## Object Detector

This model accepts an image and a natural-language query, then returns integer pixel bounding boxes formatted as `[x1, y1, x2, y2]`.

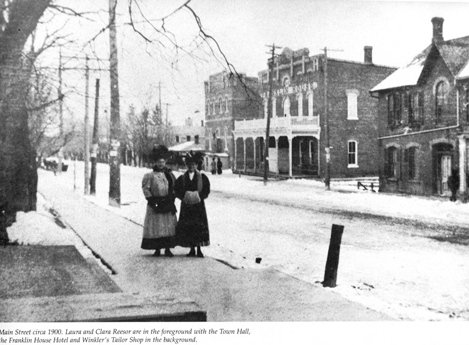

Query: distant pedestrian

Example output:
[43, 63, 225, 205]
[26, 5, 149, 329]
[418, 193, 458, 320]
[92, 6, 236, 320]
[217, 157, 223, 175]
[141, 145, 177, 257]
[210, 158, 217, 175]
[175, 152, 210, 258]
[448, 168, 460, 202]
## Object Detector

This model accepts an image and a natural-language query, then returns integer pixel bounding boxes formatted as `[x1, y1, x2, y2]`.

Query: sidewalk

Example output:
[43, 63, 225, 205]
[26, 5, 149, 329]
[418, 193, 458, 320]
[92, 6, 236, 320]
[39, 176, 392, 321]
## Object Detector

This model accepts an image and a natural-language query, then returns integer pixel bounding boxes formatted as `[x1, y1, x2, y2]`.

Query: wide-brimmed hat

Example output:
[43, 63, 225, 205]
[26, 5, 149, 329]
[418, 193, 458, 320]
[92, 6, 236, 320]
[151, 145, 170, 161]
[185, 151, 204, 165]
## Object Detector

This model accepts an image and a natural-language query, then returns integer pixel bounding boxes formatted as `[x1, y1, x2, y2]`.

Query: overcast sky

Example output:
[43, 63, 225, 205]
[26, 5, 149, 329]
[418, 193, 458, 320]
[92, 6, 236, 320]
[37, 0, 469, 126]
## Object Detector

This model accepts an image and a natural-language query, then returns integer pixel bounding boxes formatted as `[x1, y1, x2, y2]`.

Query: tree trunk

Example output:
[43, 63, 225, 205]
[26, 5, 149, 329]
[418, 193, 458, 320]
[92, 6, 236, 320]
[0, 0, 51, 242]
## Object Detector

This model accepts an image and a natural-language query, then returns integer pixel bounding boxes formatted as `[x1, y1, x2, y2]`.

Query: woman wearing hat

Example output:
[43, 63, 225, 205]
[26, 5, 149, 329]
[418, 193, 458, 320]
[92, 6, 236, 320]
[141, 145, 177, 257]
[175, 152, 210, 257]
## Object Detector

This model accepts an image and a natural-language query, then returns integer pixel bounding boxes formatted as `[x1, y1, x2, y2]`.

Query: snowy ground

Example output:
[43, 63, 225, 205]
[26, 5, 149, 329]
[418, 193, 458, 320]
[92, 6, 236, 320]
[32, 162, 469, 320]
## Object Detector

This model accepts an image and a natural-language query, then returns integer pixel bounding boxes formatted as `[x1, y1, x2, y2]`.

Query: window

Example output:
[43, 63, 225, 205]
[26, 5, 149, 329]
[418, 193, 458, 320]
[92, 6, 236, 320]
[283, 96, 291, 116]
[307, 92, 313, 116]
[386, 147, 399, 178]
[435, 80, 448, 123]
[195, 135, 199, 145]
[408, 92, 423, 124]
[395, 93, 402, 124]
[186, 135, 191, 142]
[408, 93, 414, 123]
[346, 90, 359, 120]
[407, 147, 417, 180]
[225, 96, 229, 113]
[418, 91, 424, 123]
[219, 97, 223, 114]
[348, 141, 358, 167]
[175, 135, 180, 143]
[387, 94, 394, 125]
[387, 93, 402, 127]
[313, 58, 319, 71]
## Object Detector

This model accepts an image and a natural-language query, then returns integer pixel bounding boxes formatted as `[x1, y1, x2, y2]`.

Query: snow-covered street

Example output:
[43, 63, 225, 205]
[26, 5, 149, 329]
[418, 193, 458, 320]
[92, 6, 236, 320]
[37, 162, 469, 321]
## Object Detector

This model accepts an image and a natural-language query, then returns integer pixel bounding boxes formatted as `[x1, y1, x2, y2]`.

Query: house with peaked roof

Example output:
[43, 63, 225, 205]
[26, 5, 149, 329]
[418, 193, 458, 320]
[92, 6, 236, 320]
[371, 17, 469, 197]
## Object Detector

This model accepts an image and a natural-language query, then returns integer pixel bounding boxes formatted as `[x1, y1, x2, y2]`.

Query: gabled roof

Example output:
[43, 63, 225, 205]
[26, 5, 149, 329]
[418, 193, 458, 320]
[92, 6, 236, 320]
[371, 35, 469, 92]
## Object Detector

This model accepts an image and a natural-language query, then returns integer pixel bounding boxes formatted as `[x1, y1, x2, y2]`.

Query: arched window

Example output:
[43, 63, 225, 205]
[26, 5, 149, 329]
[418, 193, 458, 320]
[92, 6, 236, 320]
[435, 80, 448, 122]
[219, 97, 223, 114]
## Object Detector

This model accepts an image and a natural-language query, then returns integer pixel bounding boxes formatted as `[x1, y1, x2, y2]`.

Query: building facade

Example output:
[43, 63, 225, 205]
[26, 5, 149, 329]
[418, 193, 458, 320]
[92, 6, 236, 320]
[372, 17, 469, 197]
[204, 72, 260, 168]
[171, 116, 205, 147]
[233, 47, 395, 178]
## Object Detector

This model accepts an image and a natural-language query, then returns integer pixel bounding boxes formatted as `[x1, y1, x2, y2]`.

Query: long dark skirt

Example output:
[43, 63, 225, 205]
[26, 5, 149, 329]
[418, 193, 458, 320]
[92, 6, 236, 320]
[176, 201, 210, 247]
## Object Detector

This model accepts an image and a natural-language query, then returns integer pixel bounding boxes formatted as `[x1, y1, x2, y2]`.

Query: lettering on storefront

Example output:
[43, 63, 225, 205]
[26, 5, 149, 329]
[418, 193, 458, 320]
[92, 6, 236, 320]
[261, 82, 313, 98]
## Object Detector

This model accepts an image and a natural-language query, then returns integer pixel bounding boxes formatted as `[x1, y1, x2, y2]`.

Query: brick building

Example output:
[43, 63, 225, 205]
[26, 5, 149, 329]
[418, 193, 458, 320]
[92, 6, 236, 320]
[204, 72, 260, 168]
[232, 47, 395, 178]
[371, 17, 469, 197]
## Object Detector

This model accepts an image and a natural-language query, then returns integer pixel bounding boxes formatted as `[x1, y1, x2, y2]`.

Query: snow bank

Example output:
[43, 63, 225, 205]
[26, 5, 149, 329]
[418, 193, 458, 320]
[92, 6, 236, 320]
[6, 193, 94, 258]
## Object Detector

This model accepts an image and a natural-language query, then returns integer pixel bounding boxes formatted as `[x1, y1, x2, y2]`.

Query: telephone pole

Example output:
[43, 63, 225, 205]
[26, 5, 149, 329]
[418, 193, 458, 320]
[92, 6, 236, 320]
[57, 49, 64, 174]
[163, 102, 170, 145]
[109, 0, 121, 207]
[159, 81, 162, 118]
[90, 78, 100, 195]
[84, 55, 90, 195]
[263, 44, 281, 185]
[322, 47, 342, 191]
[324, 47, 330, 190]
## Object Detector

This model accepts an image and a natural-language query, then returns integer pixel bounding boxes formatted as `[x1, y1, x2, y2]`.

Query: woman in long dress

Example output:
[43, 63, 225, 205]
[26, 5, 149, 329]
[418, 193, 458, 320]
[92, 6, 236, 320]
[141, 145, 177, 257]
[175, 153, 210, 257]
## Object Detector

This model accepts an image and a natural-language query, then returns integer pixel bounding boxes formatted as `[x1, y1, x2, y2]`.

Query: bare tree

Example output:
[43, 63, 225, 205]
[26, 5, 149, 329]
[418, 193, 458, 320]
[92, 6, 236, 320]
[0, 0, 258, 243]
[0, 0, 51, 243]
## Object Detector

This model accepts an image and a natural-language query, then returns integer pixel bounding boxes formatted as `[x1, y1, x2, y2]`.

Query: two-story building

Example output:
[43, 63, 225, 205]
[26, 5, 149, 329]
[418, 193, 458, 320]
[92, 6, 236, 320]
[233, 47, 395, 178]
[371, 17, 469, 197]
[204, 72, 260, 168]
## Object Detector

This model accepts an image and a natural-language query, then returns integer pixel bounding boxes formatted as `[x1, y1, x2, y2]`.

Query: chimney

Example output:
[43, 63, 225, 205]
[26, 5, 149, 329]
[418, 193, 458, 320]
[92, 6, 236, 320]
[431, 17, 444, 44]
[364, 46, 373, 64]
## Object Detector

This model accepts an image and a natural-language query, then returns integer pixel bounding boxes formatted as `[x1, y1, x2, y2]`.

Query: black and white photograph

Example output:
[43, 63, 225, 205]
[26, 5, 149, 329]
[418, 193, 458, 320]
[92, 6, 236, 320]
[1, 0, 469, 343]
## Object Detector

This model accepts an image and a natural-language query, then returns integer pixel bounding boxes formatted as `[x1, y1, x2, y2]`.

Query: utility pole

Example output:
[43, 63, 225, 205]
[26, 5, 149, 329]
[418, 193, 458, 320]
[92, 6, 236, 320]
[90, 78, 100, 195]
[109, 0, 121, 207]
[57, 49, 64, 174]
[164, 102, 170, 145]
[159, 81, 162, 119]
[322, 47, 342, 190]
[84, 55, 90, 195]
[263, 44, 281, 185]
[324, 47, 330, 190]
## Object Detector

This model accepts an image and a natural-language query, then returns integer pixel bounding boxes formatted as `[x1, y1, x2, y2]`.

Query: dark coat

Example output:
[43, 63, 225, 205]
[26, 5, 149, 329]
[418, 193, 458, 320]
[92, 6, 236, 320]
[448, 173, 460, 192]
[175, 171, 210, 247]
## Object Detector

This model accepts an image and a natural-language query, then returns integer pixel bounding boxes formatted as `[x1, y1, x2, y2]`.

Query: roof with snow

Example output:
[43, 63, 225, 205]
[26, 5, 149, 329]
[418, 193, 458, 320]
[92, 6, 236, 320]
[371, 35, 469, 92]
[168, 141, 205, 152]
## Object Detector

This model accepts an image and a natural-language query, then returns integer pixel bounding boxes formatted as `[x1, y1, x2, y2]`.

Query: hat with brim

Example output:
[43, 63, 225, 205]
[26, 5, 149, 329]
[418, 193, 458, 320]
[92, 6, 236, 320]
[185, 151, 203, 165]
[151, 145, 170, 161]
